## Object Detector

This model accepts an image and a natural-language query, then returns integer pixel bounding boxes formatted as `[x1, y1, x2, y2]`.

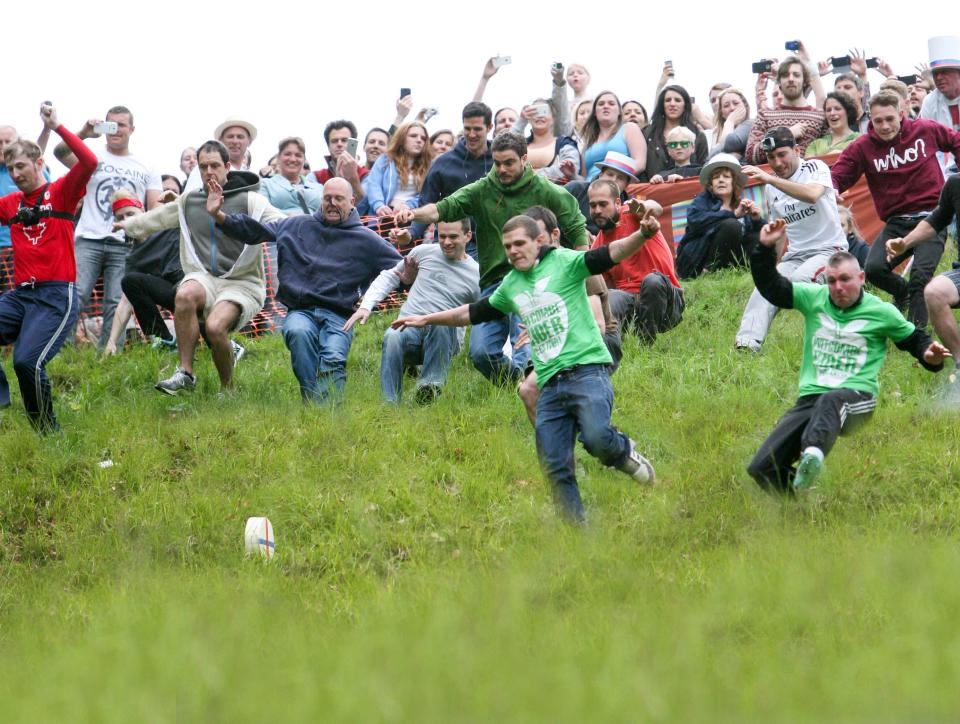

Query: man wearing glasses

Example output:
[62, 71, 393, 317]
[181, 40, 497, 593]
[734, 127, 848, 352]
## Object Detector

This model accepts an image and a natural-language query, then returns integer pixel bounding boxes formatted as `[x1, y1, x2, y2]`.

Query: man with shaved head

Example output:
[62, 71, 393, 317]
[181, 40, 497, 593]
[207, 176, 403, 403]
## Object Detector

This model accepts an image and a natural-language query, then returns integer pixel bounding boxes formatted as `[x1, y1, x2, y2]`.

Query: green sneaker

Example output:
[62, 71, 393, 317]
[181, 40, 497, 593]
[793, 452, 823, 490]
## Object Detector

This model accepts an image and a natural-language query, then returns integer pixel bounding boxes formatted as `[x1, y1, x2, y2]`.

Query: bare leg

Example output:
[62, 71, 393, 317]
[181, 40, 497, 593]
[925, 277, 960, 366]
[104, 294, 135, 356]
[205, 300, 242, 390]
[173, 281, 206, 375]
[518, 370, 539, 426]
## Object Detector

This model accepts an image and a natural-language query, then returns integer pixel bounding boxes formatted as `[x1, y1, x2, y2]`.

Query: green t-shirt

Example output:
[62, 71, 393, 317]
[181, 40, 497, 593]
[792, 283, 915, 397]
[489, 248, 611, 388]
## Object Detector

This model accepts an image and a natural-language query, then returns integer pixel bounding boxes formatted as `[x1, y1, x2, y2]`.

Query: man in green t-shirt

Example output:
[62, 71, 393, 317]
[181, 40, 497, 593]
[747, 219, 950, 493]
[393, 131, 605, 386]
[392, 213, 659, 522]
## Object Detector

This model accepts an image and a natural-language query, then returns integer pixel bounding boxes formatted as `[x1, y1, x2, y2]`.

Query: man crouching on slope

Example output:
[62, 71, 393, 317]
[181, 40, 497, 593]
[392, 213, 660, 523]
[747, 219, 949, 494]
[116, 140, 286, 395]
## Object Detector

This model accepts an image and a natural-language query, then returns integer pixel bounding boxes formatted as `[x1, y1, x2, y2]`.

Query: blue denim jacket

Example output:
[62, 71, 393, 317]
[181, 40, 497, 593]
[362, 154, 421, 214]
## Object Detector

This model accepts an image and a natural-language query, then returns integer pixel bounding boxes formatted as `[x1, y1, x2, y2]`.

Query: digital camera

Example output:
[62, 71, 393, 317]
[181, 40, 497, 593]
[10, 206, 42, 226]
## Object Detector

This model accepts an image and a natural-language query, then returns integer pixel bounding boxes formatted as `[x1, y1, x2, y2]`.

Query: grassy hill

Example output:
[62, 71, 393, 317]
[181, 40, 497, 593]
[1, 264, 958, 723]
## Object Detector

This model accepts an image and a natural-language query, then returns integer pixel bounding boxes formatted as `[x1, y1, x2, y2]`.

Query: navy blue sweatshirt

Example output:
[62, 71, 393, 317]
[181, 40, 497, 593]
[219, 208, 402, 318]
[411, 138, 494, 240]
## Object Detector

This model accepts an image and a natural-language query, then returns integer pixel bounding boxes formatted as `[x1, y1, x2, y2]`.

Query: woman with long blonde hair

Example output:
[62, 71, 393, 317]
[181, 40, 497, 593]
[365, 122, 433, 217]
[710, 88, 753, 157]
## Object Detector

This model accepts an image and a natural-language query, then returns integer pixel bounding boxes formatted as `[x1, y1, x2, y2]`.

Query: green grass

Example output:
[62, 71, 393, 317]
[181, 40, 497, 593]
[1, 262, 959, 723]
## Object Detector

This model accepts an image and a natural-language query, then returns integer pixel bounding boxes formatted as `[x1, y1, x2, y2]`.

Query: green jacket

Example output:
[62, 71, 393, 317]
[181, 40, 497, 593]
[435, 165, 587, 288]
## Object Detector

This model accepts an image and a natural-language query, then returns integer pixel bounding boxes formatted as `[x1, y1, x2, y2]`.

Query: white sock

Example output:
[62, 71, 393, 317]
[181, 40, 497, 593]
[802, 446, 824, 462]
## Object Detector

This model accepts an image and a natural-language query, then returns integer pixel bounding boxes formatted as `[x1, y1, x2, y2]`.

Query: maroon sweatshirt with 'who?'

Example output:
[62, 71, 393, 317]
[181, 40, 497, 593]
[830, 118, 960, 221]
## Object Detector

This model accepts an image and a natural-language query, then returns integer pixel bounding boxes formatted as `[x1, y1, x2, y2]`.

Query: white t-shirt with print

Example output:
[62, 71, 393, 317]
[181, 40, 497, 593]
[766, 158, 847, 257]
[75, 147, 162, 241]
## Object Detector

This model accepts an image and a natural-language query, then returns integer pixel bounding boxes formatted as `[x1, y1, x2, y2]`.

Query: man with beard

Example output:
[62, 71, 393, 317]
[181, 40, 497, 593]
[395, 131, 592, 385]
[587, 179, 682, 344]
[746, 52, 827, 162]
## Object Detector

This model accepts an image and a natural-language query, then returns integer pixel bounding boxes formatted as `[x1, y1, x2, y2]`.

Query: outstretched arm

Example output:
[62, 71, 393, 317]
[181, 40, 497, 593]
[796, 41, 826, 107]
[392, 303, 472, 330]
[43, 106, 98, 203]
[473, 57, 500, 103]
[344, 260, 406, 331]
[750, 219, 795, 308]
[52, 117, 99, 169]
[743, 165, 825, 204]
[895, 330, 949, 372]
[393, 203, 440, 226]
[207, 179, 280, 244]
[885, 220, 937, 261]
[609, 207, 659, 262]
[113, 200, 179, 239]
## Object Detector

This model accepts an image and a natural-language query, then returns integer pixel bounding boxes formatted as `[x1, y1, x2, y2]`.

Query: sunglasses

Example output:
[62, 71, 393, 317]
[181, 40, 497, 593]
[666, 141, 693, 149]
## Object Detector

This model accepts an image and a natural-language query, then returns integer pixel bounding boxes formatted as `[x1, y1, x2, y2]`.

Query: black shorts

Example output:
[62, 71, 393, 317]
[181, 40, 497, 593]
[940, 268, 960, 308]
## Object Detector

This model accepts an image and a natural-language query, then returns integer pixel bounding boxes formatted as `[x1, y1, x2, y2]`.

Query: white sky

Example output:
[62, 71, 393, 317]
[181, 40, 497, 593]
[6, 2, 948, 179]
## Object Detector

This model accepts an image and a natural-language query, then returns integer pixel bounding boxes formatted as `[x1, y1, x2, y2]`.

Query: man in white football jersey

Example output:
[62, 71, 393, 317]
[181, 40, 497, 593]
[735, 126, 848, 351]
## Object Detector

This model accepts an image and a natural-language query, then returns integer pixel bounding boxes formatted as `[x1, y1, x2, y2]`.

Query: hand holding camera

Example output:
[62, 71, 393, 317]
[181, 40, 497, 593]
[39, 102, 58, 130]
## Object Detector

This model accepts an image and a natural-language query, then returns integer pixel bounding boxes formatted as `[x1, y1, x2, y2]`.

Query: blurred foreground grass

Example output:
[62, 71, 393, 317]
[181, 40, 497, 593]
[1, 265, 958, 722]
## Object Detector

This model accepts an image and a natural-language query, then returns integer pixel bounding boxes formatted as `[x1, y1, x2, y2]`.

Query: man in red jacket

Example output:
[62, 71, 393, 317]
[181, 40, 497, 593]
[0, 104, 97, 431]
[831, 91, 960, 328]
[588, 179, 683, 344]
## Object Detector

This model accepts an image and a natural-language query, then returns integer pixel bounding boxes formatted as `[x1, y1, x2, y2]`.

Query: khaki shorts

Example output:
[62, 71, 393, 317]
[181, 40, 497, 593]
[180, 272, 266, 330]
[942, 268, 960, 308]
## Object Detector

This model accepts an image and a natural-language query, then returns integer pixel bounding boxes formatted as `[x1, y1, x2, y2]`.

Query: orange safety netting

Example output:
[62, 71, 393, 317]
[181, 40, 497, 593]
[0, 215, 420, 342]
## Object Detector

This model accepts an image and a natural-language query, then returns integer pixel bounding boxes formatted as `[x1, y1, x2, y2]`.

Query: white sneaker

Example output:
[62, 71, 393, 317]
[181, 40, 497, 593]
[231, 340, 245, 368]
[619, 439, 655, 485]
[155, 367, 196, 396]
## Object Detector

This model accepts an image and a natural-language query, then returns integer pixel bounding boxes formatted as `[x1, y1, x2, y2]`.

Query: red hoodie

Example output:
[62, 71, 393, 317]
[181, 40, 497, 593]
[830, 117, 960, 221]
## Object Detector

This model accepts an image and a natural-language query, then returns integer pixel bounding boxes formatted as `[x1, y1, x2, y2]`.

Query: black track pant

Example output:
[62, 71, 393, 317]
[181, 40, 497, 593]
[121, 272, 177, 340]
[747, 389, 875, 493]
[864, 216, 945, 329]
[608, 272, 685, 344]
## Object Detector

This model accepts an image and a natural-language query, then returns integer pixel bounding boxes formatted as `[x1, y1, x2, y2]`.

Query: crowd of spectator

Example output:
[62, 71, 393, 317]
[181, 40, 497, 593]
[2, 35, 960, 518]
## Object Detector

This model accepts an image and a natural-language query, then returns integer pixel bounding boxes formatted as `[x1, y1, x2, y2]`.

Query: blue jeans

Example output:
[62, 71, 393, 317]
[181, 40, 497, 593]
[380, 324, 460, 402]
[469, 281, 530, 384]
[535, 364, 630, 521]
[75, 237, 130, 349]
[282, 308, 353, 403]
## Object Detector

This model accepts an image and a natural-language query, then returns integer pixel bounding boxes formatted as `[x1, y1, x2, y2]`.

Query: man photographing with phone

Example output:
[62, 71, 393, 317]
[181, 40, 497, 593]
[746, 41, 827, 162]
[0, 104, 97, 431]
[55, 105, 162, 351]
[314, 120, 367, 203]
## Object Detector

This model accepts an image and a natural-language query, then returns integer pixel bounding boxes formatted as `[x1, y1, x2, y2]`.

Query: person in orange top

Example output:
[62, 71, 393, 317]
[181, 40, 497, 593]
[587, 179, 683, 343]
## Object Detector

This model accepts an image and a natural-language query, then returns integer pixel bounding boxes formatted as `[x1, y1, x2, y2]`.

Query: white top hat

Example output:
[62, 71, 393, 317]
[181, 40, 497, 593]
[929, 36, 960, 72]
